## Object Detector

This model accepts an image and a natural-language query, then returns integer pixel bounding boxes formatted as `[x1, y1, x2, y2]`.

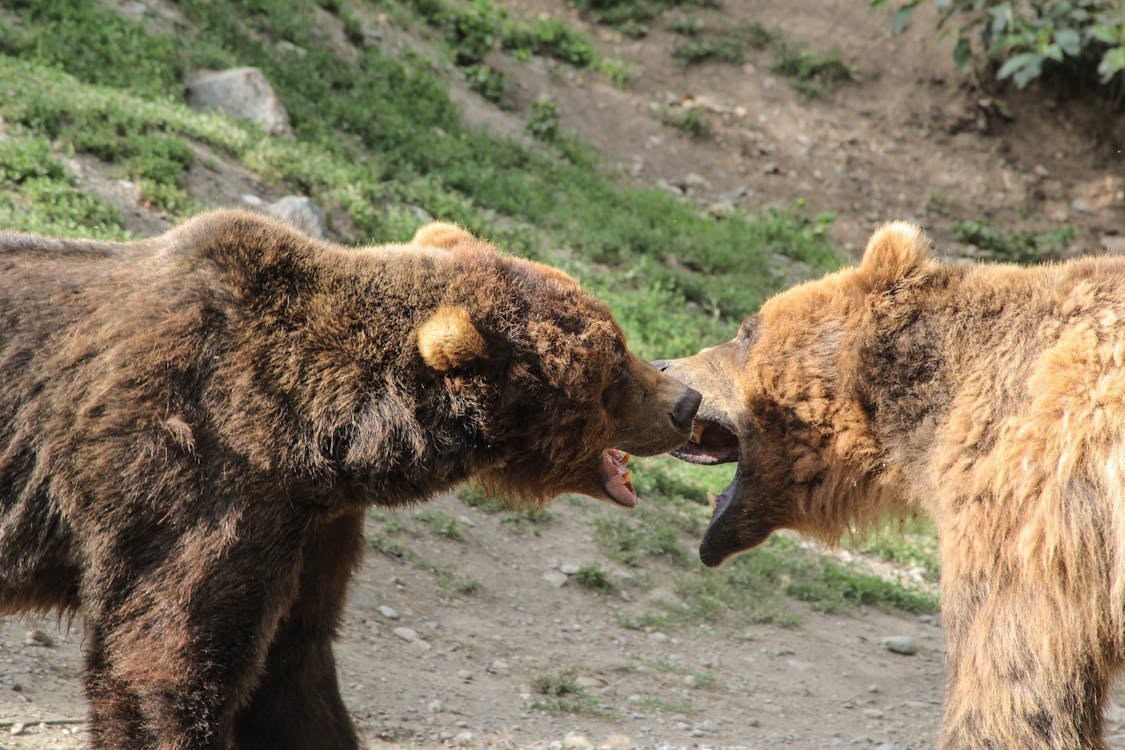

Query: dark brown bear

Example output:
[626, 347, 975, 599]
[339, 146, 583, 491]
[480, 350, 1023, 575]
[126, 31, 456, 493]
[0, 210, 699, 750]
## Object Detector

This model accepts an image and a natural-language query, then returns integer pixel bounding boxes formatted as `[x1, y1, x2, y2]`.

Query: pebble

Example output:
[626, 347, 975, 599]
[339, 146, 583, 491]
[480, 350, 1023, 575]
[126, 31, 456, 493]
[559, 563, 582, 575]
[880, 636, 919, 655]
[25, 629, 55, 647]
[10, 722, 25, 736]
[563, 732, 592, 749]
[392, 627, 418, 643]
[867, 684, 880, 693]
[427, 699, 444, 713]
[378, 605, 399, 620]
[696, 719, 719, 733]
[457, 669, 473, 683]
[488, 659, 510, 676]
[455, 731, 474, 746]
[864, 708, 885, 719]
[600, 734, 633, 749]
[543, 572, 569, 588]
[648, 632, 669, 643]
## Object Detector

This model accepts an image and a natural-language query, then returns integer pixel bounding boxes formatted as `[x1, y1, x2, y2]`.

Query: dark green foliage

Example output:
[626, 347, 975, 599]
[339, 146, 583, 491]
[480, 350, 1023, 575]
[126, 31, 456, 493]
[526, 99, 561, 141]
[953, 219, 1077, 264]
[769, 43, 853, 98]
[672, 37, 745, 64]
[874, 0, 1125, 103]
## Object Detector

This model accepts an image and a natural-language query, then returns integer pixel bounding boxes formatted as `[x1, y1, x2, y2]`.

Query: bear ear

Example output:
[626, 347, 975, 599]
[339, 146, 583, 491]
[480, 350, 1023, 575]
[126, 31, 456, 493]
[856, 221, 931, 293]
[417, 306, 487, 371]
[412, 222, 476, 249]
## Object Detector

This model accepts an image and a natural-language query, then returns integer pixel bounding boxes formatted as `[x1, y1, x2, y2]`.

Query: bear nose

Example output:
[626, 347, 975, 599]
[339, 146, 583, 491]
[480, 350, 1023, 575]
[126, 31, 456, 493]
[671, 387, 702, 430]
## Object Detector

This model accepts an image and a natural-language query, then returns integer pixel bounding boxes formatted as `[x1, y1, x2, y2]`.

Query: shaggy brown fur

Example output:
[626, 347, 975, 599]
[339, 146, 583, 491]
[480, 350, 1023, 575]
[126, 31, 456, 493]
[0, 210, 700, 750]
[658, 222, 1125, 749]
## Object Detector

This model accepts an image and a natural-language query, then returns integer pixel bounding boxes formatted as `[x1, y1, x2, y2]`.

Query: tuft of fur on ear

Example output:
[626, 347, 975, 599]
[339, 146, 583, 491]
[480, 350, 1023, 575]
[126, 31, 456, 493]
[856, 221, 931, 293]
[411, 222, 476, 250]
[417, 306, 487, 371]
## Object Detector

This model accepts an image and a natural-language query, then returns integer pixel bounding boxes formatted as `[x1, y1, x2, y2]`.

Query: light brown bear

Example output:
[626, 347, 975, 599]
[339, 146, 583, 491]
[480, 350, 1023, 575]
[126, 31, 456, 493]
[658, 222, 1125, 749]
[0, 210, 700, 750]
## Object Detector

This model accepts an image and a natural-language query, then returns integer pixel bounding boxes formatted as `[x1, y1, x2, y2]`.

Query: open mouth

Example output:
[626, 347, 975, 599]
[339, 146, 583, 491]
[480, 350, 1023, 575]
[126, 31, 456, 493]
[670, 417, 740, 465]
[599, 449, 636, 507]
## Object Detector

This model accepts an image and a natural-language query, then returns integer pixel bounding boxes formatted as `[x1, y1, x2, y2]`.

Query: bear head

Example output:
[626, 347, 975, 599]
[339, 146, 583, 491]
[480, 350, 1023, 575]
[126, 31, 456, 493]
[654, 222, 934, 565]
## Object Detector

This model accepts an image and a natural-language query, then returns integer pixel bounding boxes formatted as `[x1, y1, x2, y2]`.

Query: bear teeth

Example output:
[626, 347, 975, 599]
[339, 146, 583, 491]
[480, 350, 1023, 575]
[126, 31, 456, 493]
[691, 423, 705, 443]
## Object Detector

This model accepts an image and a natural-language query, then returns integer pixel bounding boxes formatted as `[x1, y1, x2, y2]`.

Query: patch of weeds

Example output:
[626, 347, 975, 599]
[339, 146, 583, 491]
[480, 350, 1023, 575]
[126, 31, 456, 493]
[740, 20, 779, 50]
[924, 191, 961, 216]
[647, 659, 719, 688]
[849, 516, 940, 585]
[667, 14, 704, 36]
[573, 564, 616, 594]
[416, 509, 466, 541]
[0, 0, 184, 97]
[952, 219, 1076, 264]
[672, 36, 744, 64]
[342, 11, 366, 45]
[667, 534, 937, 625]
[0, 136, 127, 239]
[464, 64, 508, 105]
[770, 42, 852, 98]
[616, 610, 672, 630]
[458, 484, 553, 531]
[526, 98, 561, 142]
[656, 106, 714, 138]
[500, 18, 595, 67]
[637, 697, 698, 714]
[436, 569, 483, 594]
[594, 510, 688, 567]
[592, 56, 634, 87]
[530, 669, 611, 717]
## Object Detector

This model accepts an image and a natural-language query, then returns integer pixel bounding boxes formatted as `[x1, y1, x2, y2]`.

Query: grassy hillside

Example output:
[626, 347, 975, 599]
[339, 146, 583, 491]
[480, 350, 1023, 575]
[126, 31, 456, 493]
[0, 0, 938, 620]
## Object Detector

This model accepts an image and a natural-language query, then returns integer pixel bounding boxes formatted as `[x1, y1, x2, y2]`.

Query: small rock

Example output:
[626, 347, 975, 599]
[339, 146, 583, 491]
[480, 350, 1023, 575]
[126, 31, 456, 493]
[265, 195, 328, 239]
[763, 162, 781, 175]
[1072, 198, 1096, 214]
[392, 627, 418, 643]
[10, 722, 25, 736]
[240, 193, 264, 207]
[600, 734, 633, 749]
[457, 669, 473, 683]
[575, 676, 605, 689]
[683, 674, 697, 687]
[186, 67, 291, 135]
[683, 173, 712, 191]
[864, 708, 885, 719]
[563, 732, 593, 749]
[487, 659, 510, 676]
[378, 605, 399, 620]
[25, 629, 55, 647]
[696, 719, 719, 733]
[647, 632, 669, 643]
[427, 699, 444, 713]
[881, 636, 919, 655]
[543, 572, 568, 588]
[559, 563, 582, 575]
[455, 731, 474, 746]
[875, 744, 897, 750]
[867, 683, 880, 693]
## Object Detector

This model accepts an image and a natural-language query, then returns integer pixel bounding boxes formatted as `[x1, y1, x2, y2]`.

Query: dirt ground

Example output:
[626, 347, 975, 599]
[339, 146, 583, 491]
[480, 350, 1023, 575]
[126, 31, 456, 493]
[2, 1, 1125, 748]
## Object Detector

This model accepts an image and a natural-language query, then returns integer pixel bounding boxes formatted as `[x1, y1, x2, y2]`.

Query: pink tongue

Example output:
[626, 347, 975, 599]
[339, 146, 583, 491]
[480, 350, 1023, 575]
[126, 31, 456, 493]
[600, 450, 636, 507]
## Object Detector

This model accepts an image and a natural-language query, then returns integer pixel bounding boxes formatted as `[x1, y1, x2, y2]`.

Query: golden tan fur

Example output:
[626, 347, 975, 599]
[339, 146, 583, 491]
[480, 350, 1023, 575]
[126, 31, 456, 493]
[660, 223, 1125, 749]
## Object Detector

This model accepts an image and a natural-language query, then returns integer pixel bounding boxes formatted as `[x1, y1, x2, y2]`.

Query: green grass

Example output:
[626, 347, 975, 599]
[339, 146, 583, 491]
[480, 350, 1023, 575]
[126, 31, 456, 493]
[953, 218, 1076, 264]
[415, 509, 466, 541]
[657, 105, 714, 137]
[769, 42, 853, 98]
[530, 668, 613, 717]
[573, 563, 617, 594]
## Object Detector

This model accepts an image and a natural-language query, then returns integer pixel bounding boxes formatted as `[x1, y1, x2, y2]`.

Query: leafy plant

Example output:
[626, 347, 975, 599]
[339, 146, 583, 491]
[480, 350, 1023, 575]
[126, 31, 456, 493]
[873, 0, 1125, 102]
[952, 218, 1076, 263]
[526, 98, 561, 142]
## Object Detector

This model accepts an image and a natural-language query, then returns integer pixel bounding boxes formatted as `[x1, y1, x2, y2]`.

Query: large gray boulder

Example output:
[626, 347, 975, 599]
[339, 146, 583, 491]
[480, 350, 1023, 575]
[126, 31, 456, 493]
[186, 67, 291, 136]
[265, 196, 328, 239]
